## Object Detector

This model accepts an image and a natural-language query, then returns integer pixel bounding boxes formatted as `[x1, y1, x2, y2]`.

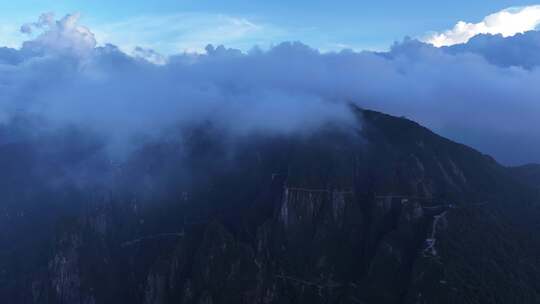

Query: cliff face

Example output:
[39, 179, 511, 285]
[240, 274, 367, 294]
[2, 108, 540, 304]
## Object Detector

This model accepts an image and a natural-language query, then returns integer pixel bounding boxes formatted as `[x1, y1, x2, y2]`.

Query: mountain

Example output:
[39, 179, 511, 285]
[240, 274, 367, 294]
[1, 107, 540, 304]
[509, 164, 540, 190]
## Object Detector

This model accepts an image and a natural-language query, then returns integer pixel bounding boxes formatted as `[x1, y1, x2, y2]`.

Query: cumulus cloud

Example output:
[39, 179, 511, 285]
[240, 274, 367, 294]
[20, 12, 55, 34]
[426, 5, 540, 47]
[3, 13, 540, 165]
[133, 46, 167, 65]
[19, 13, 96, 58]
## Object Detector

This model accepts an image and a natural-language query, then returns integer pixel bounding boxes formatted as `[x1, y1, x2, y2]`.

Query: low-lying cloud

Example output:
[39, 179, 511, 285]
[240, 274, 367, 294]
[2, 13, 540, 165]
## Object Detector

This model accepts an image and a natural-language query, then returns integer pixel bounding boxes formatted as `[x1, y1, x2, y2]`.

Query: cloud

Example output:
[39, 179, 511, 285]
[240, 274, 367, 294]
[445, 30, 540, 69]
[426, 5, 540, 47]
[20, 12, 55, 34]
[21, 13, 96, 57]
[3, 13, 540, 166]
[132, 46, 167, 65]
[1, 14, 355, 159]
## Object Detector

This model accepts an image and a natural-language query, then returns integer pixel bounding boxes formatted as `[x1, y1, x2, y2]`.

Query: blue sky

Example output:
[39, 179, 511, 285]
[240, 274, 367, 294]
[0, 1, 539, 53]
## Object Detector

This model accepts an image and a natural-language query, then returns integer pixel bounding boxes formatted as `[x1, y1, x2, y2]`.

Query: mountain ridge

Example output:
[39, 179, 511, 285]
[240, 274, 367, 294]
[1, 108, 540, 304]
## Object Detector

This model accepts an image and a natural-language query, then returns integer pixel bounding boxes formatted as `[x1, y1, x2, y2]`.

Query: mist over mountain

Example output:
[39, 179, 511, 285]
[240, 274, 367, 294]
[2, 105, 540, 304]
[1, 13, 540, 165]
[2, 10, 540, 304]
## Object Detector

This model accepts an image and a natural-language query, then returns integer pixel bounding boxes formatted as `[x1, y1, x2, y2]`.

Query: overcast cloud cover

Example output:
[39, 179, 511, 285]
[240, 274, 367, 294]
[2, 12, 540, 165]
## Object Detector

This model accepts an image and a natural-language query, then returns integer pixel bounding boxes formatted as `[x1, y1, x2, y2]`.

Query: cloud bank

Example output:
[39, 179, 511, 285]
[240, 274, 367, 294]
[2, 13, 540, 166]
[1, 13, 356, 157]
[426, 5, 540, 47]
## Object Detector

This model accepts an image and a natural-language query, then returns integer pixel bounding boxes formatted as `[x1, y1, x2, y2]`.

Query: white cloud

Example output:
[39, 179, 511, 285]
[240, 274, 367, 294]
[20, 12, 55, 34]
[22, 13, 97, 57]
[426, 5, 540, 47]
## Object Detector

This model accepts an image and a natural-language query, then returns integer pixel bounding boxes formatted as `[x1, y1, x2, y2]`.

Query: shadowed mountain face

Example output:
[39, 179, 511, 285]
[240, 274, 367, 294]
[1, 108, 540, 304]
[510, 164, 540, 191]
